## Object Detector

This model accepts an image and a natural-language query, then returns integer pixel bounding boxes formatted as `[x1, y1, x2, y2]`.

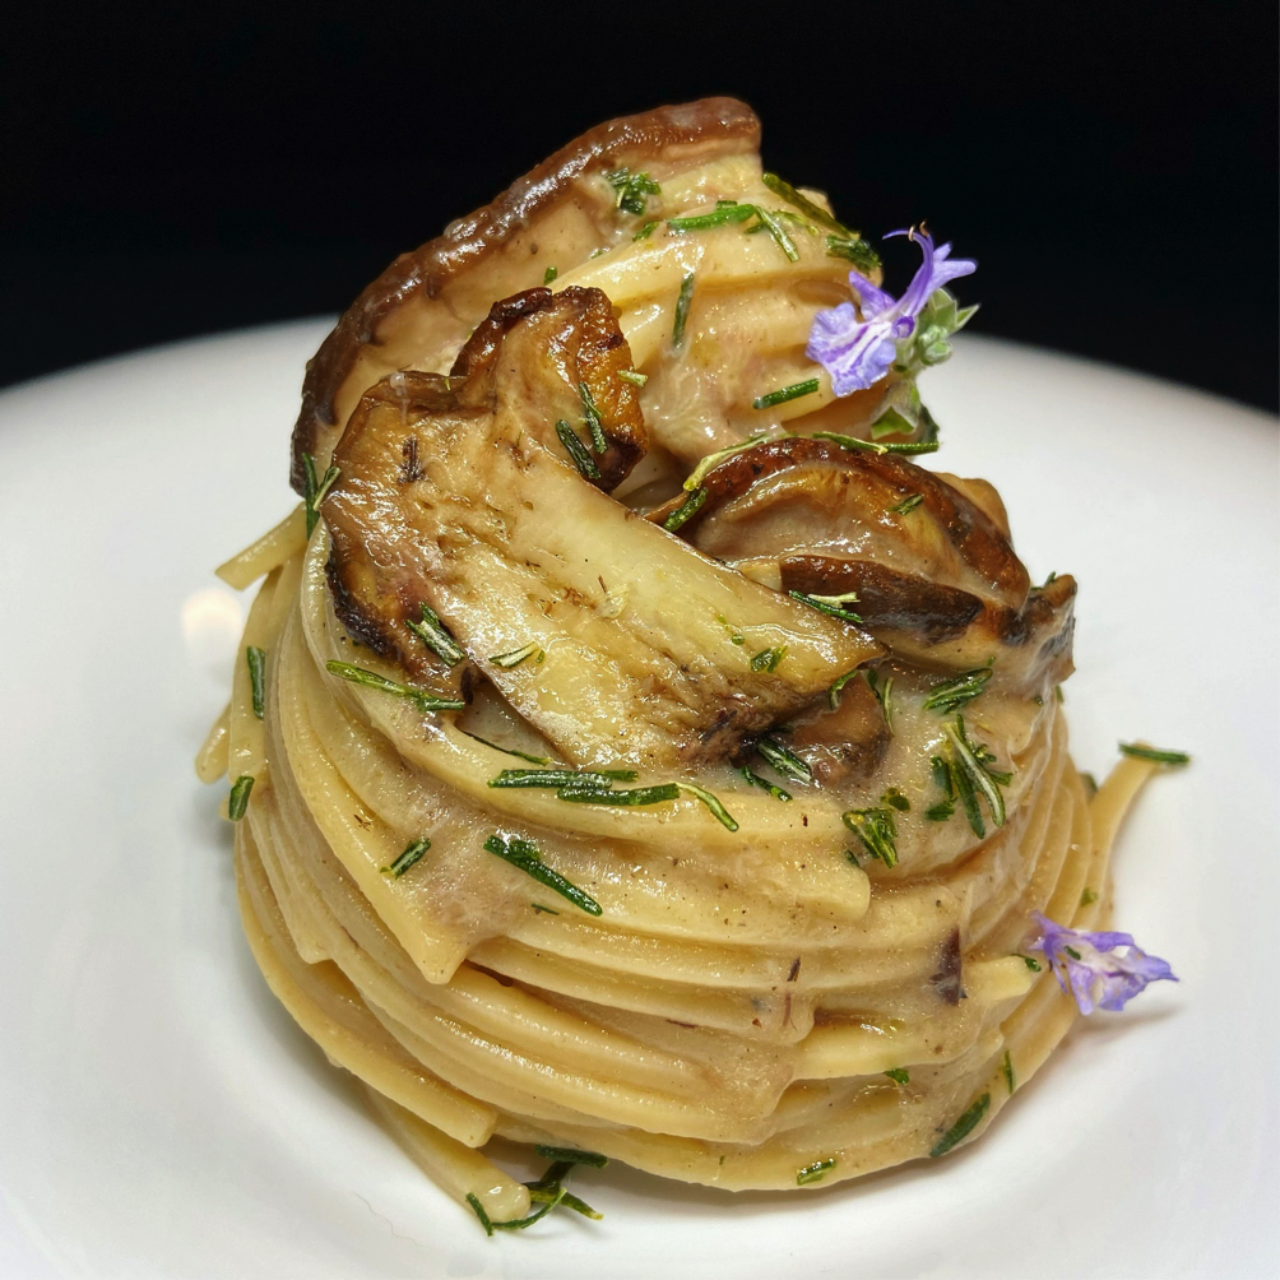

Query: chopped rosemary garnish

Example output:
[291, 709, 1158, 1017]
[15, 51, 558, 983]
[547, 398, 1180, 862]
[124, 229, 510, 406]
[882, 787, 910, 812]
[923, 665, 993, 714]
[325, 660, 465, 712]
[683, 433, 771, 491]
[489, 768, 638, 789]
[739, 766, 792, 802]
[1002, 1050, 1016, 1095]
[555, 419, 602, 481]
[753, 206, 799, 262]
[302, 452, 341, 537]
[757, 737, 812, 783]
[1080, 887, 1099, 907]
[483, 834, 602, 916]
[925, 801, 955, 822]
[1118, 743, 1191, 766]
[842, 806, 898, 868]
[1018, 954, 1042, 971]
[633, 219, 659, 240]
[530, 902, 559, 915]
[490, 1186, 569, 1232]
[866, 668, 894, 733]
[466, 1193, 494, 1237]
[535, 1145, 609, 1168]
[812, 431, 940, 457]
[1055, 684, 1065, 703]
[789, 590, 862, 624]
[889, 493, 924, 516]
[761, 173, 854, 238]
[1080, 771, 1098, 797]
[796, 1157, 837, 1186]
[884, 1068, 910, 1085]
[246, 646, 266, 720]
[666, 203, 757, 233]
[672, 272, 695, 347]
[603, 167, 660, 215]
[662, 487, 707, 532]
[405, 602, 466, 668]
[944, 715, 1011, 834]
[676, 781, 739, 832]
[753, 378, 819, 410]
[457, 730, 550, 766]
[490, 641, 545, 669]
[578, 381, 607, 453]
[543, 265, 558, 285]
[228, 774, 254, 821]
[617, 368, 648, 386]
[556, 782, 682, 807]
[828, 667, 862, 710]
[382, 838, 429, 879]
[929, 1092, 991, 1158]
[824, 233, 881, 273]
[750, 646, 788, 673]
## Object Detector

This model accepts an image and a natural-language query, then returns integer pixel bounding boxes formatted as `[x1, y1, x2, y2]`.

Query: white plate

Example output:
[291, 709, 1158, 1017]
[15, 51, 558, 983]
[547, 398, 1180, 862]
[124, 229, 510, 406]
[1, 325, 1276, 1280]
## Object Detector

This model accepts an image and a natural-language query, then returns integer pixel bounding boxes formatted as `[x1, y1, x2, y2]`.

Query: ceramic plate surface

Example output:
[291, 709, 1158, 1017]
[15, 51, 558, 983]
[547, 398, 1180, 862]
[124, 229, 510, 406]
[0, 325, 1276, 1280]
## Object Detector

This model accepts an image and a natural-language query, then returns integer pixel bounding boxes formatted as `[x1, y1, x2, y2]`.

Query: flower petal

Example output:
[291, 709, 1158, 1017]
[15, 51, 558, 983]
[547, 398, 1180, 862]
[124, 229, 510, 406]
[806, 304, 900, 395]
[1025, 912, 1177, 1015]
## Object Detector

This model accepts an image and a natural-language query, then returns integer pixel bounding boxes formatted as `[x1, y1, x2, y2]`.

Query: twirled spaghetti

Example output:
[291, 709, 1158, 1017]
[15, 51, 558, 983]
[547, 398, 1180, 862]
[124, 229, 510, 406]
[198, 98, 1170, 1224]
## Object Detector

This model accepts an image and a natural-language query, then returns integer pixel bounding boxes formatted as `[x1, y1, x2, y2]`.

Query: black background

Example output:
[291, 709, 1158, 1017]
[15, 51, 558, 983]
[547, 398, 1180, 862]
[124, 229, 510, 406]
[4, 1, 1276, 410]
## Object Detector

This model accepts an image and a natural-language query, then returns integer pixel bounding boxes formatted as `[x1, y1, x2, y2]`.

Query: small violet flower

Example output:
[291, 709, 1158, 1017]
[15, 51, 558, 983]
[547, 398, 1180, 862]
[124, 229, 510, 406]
[806, 228, 977, 396]
[1025, 912, 1177, 1016]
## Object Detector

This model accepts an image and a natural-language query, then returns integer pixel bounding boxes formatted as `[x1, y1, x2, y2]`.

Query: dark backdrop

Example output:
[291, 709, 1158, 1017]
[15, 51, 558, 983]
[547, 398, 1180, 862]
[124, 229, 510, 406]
[4, 1, 1276, 410]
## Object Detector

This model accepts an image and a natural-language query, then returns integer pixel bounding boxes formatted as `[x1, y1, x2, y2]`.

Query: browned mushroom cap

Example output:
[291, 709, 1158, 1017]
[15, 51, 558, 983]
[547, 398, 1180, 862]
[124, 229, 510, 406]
[654, 436, 1076, 684]
[322, 288, 880, 771]
[325, 285, 647, 674]
[290, 97, 760, 493]
[449, 286, 647, 490]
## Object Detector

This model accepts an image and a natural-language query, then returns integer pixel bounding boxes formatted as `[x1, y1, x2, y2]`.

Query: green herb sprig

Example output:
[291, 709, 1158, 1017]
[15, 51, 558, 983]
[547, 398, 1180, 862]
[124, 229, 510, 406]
[788, 590, 862, 624]
[884, 1068, 910, 1085]
[739, 766, 792, 802]
[604, 167, 661, 216]
[944, 715, 1011, 834]
[929, 1092, 991, 1158]
[489, 768, 638, 790]
[842, 806, 898, 867]
[577, 382, 607, 453]
[795, 1157, 837, 1186]
[228, 774, 254, 821]
[382, 838, 429, 879]
[757, 737, 812, 783]
[490, 641, 546, 669]
[753, 378, 819, 410]
[672, 272, 695, 347]
[484, 834, 602, 916]
[246, 646, 266, 719]
[812, 431, 940, 457]
[750, 646, 787, 673]
[1118, 743, 1191, 766]
[325, 660, 465, 713]
[662, 487, 707, 532]
[923, 665, 993, 715]
[405, 602, 466, 668]
[555, 419, 602, 481]
[302, 452, 340, 537]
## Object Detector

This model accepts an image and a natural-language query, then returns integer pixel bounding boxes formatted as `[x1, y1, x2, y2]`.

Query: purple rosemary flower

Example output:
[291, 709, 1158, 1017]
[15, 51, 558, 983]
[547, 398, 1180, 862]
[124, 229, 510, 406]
[806, 228, 977, 396]
[1025, 912, 1177, 1015]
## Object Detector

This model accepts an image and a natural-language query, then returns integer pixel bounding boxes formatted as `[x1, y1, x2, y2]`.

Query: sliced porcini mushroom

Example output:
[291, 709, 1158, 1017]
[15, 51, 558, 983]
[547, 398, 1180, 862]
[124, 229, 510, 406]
[654, 436, 1076, 685]
[778, 672, 891, 785]
[291, 96, 905, 497]
[291, 98, 762, 493]
[323, 291, 881, 771]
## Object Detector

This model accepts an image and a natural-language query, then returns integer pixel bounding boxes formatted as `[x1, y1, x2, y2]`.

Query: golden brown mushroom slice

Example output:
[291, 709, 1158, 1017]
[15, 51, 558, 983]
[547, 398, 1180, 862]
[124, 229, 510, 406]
[323, 289, 881, 772]
[291, 97, 761, 493]
[653, 436, 1076, 686]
